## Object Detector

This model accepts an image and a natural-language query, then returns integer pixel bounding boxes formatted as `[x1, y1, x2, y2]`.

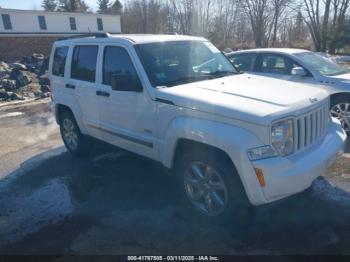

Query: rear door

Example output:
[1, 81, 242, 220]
[67, 44, 102, 137]
[50, 45, 69, 97]
[228, 53, 257, 73]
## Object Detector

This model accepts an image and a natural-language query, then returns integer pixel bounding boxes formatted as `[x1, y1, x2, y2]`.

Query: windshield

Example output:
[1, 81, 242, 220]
[295, 52, 348, 76]
[136, 41, 238, 87]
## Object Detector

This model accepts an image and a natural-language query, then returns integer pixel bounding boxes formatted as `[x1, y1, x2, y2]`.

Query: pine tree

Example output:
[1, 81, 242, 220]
[108, 0, 123, 15]
[42, 0, 57, 11]
[98, 0, 110, 14]
[58, 0, 89, 12]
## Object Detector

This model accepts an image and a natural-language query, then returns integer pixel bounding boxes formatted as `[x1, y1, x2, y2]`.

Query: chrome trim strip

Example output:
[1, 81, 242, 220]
[88, 123, 153, 148]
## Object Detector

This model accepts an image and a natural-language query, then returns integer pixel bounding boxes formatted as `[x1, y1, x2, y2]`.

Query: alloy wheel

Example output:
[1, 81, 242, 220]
[62, 118, 78, 151]
[331, 103, 350, 132]
[184, 162, 228, 216]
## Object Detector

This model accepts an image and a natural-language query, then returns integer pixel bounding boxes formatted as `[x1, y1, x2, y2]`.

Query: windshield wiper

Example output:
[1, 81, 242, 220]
[162, 75, 213, 87]
[204, 70, 237, 77]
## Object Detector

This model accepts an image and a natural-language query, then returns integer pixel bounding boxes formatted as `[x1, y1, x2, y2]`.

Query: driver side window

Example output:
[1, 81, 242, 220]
[259, 54, 299, 75]
[103, 46, 141, 91]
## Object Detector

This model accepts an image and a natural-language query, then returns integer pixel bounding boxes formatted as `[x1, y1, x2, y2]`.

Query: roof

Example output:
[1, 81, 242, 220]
[0, 8, 120, 17]
[111, 34, 206, 44]
[227, 48, 310, 56]
[57, 34, 207, 44]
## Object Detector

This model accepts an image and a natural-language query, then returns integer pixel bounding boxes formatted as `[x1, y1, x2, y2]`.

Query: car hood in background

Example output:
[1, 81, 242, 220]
[327, 72, 350, 84]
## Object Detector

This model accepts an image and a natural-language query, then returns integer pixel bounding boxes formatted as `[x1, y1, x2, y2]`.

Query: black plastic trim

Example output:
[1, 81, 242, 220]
[88, 124, 153, 148]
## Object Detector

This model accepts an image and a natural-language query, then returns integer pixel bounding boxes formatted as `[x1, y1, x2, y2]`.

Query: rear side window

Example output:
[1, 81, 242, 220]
[52, 46, 69, 77]
[229, 53, 256, 72]
[71, 46, 98, 82]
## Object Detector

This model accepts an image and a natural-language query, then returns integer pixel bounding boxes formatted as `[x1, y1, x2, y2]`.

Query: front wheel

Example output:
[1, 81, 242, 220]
[176, 150, 251, 223]
[330, 96, 350, 133]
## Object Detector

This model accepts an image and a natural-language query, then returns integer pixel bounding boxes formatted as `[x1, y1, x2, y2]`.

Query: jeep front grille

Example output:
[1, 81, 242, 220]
[294, 103, 329, 152]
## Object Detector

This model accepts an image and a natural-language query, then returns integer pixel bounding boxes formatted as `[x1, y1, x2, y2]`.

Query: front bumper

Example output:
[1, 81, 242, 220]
[252, 119, 346, 203]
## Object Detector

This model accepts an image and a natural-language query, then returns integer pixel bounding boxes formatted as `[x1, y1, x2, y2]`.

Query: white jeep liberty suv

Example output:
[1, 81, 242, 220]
[49, 34, 346, 220]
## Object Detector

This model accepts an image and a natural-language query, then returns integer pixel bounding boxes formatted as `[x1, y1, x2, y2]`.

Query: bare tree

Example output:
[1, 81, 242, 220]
[301, 0, 350, 52]
[242, 0, 273, 47]
[271, 0, 290, 46]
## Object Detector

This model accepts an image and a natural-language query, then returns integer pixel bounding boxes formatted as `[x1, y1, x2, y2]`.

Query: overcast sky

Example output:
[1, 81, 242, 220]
[0, 0, 100, 11]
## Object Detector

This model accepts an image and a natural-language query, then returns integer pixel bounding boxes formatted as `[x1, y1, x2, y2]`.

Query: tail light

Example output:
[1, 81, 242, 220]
[48, 79, 53, 101]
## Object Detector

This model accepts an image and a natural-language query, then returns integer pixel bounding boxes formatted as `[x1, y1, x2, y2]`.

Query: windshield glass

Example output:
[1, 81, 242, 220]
[136, 41, 238, 87]
[295, 52, 348, 76]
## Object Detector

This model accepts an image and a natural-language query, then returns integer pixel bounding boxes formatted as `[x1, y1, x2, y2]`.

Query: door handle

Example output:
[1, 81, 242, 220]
[96, 90, 110, 97]
[65, 84, 75, 89]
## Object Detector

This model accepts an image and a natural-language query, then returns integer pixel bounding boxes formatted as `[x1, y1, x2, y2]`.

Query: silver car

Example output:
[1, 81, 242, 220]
[226, 48, 350, 132]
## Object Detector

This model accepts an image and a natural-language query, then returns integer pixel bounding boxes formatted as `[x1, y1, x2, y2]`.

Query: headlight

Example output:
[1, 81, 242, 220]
[271, 119, 294, 156]
[247, 145, 277, 161]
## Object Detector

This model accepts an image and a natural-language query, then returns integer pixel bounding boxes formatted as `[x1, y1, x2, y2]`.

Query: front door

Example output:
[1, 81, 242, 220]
[95, 44, 157, 159]
[255, 53, 317, 85]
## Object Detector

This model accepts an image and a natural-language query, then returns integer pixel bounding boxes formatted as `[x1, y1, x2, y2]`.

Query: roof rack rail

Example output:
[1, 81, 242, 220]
[57, 32, 111, 41]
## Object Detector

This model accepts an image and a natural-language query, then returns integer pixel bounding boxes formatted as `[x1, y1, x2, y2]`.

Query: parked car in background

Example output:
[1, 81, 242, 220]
[49, 35, 346, 221]
[226, 49, 350, 132]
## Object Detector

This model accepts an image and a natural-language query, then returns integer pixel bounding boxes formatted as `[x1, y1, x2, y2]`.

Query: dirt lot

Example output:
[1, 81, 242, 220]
[0, 100, 350, 256]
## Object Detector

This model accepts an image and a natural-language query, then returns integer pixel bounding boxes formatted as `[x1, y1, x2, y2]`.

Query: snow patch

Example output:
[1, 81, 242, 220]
[0, 178, 73, 244]
[0, 112, 24, 119]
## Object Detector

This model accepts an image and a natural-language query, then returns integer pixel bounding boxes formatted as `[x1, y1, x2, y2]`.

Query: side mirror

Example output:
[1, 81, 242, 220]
[111, 73, 143, 92]
[291, 67, 306, 77]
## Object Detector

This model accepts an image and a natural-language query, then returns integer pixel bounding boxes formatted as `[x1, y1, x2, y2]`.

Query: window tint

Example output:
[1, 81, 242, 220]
[69, 17, 77, 30]
[97, 18, 103, 31]
[230, 53, 256, 72]
[137, 41, 236, 87]
[103, 46, 139, 87]
[38, 16, 47, 30]
[259, 54, 299, 75]
[71, 46, 98, 82]
[52, 46, 69, 77]
[295, 52, 348, 76]
[2, 14, 12, 30]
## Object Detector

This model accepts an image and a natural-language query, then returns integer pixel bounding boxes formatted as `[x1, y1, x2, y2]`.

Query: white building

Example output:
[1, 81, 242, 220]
[0, 8, 121, 36]
[0, 8, 121, 61]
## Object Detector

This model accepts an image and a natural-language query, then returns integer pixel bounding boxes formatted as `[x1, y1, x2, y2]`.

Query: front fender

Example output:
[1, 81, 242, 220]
[159, 117, 267, 205]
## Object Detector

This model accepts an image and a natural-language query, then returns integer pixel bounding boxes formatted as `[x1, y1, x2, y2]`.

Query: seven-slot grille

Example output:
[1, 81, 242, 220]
[294, 102, 329, 152]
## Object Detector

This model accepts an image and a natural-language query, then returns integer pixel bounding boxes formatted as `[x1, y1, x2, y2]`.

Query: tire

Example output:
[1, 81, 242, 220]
[176, 149, 251, 224]
[330, 95, 350, 133]
[59, 111, 89, 156]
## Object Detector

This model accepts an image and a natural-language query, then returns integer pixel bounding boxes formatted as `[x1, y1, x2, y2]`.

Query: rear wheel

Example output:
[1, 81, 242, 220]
[59, 111, 89, 155]
[331, 96, 350, 133]
[176, 149, 251, 223]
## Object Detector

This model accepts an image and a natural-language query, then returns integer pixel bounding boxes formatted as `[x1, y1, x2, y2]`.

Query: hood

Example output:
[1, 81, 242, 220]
[324, 72, 350, 90]
[156, 73, 328, 125]
[326, 72, 350, 84]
